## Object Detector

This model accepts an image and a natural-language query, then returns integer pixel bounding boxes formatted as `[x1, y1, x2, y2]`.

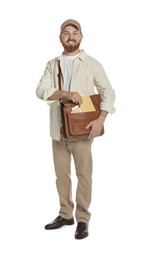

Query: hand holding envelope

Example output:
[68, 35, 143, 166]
[71, 95, 96, 113]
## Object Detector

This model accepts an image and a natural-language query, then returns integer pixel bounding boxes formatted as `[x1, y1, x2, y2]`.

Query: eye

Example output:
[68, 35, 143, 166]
[62, 32, 69, 36]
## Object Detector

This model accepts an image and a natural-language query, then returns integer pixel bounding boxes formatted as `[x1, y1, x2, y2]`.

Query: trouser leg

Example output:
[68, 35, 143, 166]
[69, 139, 93, 224]
[52, 139, 74, 219]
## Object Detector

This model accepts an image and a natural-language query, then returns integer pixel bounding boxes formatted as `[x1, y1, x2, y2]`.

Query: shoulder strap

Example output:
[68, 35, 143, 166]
[57, 61, 62, 91]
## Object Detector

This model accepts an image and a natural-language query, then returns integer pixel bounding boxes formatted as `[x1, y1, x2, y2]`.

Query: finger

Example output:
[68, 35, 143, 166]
[85, 122, 92, 129]
[73, 96, 81, 104]
[73, 93, 82, 104]
[73, 97, 78, 103]
[88, 132, 94, 139]
[88, 130, 99, 139]
[78, 96, 83, 105]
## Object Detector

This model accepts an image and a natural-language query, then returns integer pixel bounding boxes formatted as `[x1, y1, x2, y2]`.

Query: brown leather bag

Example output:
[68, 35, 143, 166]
[57, 62, 104, 139]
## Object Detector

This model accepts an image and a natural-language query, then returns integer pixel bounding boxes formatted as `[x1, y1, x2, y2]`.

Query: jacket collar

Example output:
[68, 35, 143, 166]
[58, 49, 86, 62]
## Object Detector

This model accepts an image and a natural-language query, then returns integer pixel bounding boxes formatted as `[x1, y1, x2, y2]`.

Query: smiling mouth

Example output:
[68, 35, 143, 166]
[67, 41, 76, 44]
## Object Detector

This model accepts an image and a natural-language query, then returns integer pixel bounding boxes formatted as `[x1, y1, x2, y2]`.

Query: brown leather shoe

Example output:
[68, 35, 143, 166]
[44, 216, 74, 230]
[75, 222, 89, 239]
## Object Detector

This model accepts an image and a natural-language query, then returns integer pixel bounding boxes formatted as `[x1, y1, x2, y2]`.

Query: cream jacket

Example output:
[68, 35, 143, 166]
[36, 50, 115, 140]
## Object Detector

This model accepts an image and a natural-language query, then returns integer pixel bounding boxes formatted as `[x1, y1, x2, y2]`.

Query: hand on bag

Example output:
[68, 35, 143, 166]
[85, 119, 103, 139]
[66, 92, 83, 105]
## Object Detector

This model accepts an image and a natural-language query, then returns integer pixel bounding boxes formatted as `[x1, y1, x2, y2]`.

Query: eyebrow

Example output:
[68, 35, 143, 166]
[62, 29, 79, 33]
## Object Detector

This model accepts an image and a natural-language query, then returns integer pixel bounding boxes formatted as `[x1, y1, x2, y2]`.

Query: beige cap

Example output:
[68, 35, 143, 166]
[60, 19, 82, 33]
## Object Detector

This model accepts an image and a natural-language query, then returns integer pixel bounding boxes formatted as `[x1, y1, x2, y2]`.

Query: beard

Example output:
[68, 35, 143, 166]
[62, 41, 81, 53]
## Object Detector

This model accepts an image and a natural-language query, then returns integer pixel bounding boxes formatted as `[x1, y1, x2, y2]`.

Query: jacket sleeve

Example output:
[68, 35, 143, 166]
[94, 61, 116, 114]
[36, 61, 57, 102]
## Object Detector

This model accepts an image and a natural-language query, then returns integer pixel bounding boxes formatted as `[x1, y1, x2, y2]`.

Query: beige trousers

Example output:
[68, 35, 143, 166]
[52, 136, 93, 224]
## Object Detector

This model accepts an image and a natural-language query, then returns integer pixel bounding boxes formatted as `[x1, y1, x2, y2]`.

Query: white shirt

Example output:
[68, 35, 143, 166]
[63, 53, 80, 91]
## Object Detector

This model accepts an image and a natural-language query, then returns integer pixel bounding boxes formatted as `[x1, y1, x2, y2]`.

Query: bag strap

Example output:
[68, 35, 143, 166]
[57, 61, 62, 91]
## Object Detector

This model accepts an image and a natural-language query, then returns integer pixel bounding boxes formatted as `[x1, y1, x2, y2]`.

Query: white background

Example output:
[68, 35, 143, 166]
[0, 0, 147, 259]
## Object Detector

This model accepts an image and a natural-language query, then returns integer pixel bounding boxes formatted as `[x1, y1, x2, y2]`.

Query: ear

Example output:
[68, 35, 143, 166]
[59, 35, 62, 42]
[80, 35, 83, 42]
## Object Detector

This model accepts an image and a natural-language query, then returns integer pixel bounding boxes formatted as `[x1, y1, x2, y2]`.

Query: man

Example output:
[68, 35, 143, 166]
[36, 19, 115, 239]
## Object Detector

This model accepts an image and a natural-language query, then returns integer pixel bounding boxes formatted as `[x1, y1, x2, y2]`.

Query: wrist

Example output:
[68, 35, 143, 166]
[61, 90, 68, 98]
[97, 110, 108, 124]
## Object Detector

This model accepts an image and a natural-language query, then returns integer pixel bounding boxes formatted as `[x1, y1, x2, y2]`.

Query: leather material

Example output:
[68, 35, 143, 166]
[44, 216, 74, 230]
[60, 94, 104, 139]
[75, 222, 89, 239]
